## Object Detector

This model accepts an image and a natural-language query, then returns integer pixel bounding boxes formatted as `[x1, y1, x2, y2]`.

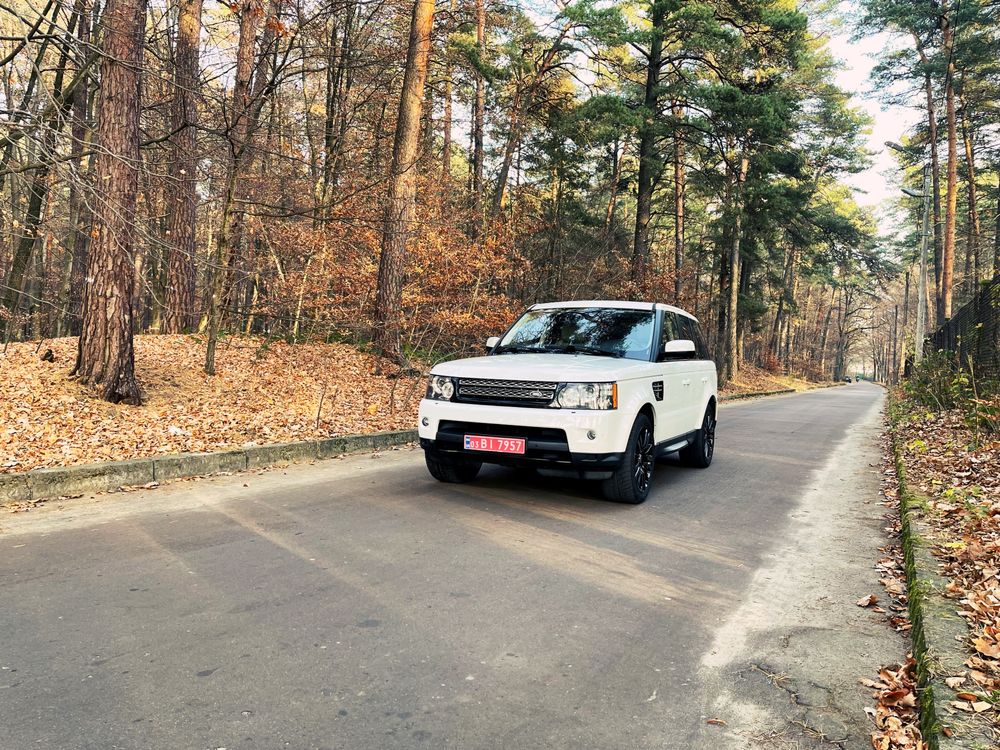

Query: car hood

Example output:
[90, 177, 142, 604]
[431, 353, 653, 382]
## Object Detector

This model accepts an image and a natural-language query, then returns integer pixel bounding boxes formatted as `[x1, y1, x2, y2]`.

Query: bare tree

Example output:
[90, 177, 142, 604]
[204, 0, 264, 374]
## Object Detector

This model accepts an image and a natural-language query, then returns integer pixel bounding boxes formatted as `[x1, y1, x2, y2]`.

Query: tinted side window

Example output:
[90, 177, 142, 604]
[657, 312, 680, 359]
[660, 313, 701, 360]
[679, 317, 711, 360]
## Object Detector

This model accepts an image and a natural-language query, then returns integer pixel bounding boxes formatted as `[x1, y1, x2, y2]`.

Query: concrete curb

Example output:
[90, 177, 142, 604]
[720, 381, 850, 403]
[0, 429, 418, 506]
[720, 387, 796, 401]
[888, 400, 995, 750]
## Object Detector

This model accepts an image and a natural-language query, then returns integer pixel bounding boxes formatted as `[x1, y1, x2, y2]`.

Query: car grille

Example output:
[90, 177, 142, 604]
[455, 378, 558, 407]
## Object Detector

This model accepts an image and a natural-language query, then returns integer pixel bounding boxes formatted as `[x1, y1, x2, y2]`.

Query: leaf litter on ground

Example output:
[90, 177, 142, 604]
[0, 335, 424, 475]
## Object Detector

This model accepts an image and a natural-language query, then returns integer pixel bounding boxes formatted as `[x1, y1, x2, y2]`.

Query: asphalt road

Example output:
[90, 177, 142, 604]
[1, 382, 900, 750]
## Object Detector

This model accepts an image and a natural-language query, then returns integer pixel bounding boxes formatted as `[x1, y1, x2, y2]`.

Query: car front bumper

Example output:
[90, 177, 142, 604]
[418, 399, 629, 475]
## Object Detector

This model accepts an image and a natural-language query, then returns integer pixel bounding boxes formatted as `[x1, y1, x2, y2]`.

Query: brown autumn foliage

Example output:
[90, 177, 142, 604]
[892, 390, 1000, 738]
[0, 335, 423, 474]
[864, 656, 925, 750]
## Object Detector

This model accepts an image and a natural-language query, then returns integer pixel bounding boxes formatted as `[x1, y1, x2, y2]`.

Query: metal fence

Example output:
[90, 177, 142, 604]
[927, 275, 1000, 386]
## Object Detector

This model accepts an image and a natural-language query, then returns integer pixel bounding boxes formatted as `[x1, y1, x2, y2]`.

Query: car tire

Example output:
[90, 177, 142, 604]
[680, 404, 715, 469]
[425, 450, 482, 483]
[601, 413, 655, 504]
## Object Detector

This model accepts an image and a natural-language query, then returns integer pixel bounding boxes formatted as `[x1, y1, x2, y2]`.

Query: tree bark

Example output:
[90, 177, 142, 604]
[915, 42, 944, 324]
[163, 0, 202, 333]
[941, 17, 957, 320]
[995, 184, 1000, 276]
[471, 0, 485, 230]
[72, 0, 145, 404]
[959, 94, 980, 295]
[672, 102, 684, 301]
[442, 0, 454, 182]
[372, 0, 435, 363]
[204, 0, 263, 374]
[632, 2, 664, 280]
[604, 136, 622, 237]
[720, 152, 748, 386]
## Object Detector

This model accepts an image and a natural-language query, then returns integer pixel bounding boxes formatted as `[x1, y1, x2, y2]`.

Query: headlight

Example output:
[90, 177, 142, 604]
[555, 382, 617, 410]
[426, 375, 456, 401]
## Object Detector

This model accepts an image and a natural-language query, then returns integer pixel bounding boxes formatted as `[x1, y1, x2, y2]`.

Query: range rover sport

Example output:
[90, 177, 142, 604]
[417, 301, 718, 504]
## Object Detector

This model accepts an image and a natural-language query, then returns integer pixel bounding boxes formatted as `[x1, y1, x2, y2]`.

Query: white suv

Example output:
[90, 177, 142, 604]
[418, 301, 718, 503]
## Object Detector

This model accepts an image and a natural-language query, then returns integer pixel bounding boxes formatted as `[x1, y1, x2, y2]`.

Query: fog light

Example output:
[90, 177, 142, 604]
[421, 417, 430, 427]
[587, 430, 597, 440]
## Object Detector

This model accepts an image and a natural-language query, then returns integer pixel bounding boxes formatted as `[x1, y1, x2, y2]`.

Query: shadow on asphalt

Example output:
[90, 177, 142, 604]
[439, 453, 698, 511]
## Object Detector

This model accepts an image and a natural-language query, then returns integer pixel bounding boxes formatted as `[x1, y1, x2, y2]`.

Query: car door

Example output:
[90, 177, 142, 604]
[652, 312, 689, 442]
[677, 315, 712, 431]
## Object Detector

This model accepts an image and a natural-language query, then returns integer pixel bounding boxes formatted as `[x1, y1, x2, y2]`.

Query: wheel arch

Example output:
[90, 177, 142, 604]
[637, 402, 655, 427]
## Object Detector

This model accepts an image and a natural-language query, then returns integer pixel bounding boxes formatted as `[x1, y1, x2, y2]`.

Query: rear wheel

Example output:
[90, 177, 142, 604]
[425, 450, 482, 483]
[680, 404, 715, 468]
[602, 414, 655, 504]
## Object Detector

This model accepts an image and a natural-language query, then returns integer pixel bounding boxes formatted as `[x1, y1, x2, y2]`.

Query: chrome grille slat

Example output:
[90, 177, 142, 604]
[459, 378, 557, 389]
[456, 378, 558, 406]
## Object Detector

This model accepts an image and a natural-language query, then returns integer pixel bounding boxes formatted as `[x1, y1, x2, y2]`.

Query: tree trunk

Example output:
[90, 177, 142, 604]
[322, 0, 355, 205]
[55, 0, 93, 337]
[442, 1, 453, 182]
[769, 245, 795, 355]
[632, 3, 664, 280]
[995, 185, 1000, 276]
[940, 18, 957, 320]
[959, 94, 980, 295]
[604, 136, 622, 238]
[915, 44, 944, 324]
[720, 153, 748, 386]
[672, 103, 684, 301]
[372, 0, 435, 364]
[471, 0, 485, 229]
[204, 0, 263, 375]
[72, 0, 145, 404]
[163, 0, 202, 333]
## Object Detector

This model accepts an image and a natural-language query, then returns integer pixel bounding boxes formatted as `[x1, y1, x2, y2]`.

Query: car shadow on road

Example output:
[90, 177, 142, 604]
[456, 454, 696, 511]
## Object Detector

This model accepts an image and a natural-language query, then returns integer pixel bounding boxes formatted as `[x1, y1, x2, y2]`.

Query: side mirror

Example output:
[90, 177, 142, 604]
[485, 336, 500, 349]
[659, 339, 696, 361]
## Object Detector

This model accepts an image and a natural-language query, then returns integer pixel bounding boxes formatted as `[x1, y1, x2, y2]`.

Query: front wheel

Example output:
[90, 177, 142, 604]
[602, 414, 655, 504]
[425, 450, 482, 483]
[680, 405, 715, 468]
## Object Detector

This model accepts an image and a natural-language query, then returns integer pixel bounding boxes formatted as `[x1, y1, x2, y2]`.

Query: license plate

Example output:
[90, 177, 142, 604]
[464, 435, 526, 454]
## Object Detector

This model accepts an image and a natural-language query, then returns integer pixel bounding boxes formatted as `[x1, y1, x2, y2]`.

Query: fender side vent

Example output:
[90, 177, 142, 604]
[652, 381, 664, 401]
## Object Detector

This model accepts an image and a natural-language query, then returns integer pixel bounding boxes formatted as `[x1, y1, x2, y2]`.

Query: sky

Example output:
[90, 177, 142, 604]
[824, 3, 923, 236]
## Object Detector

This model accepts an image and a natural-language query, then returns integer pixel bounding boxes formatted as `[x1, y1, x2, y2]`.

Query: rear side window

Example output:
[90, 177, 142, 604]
[677, 316, 711, 360]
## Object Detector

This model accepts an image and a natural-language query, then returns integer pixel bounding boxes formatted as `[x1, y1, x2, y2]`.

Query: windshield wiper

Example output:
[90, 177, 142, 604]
[494, 344, 547, 354]
[545, 345, 623, 358]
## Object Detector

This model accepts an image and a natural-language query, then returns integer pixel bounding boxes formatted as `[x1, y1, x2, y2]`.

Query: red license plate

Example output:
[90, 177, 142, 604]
[464, 435, 526, 454]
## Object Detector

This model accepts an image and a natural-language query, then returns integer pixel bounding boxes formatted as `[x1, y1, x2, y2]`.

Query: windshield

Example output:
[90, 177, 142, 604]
[496, 307, 655, 361]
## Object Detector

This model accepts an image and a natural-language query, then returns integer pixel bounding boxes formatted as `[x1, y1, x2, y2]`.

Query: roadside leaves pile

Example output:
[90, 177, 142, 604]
[864, 656, 924, 750]
[719, 362, 821, 396]
[893, 394, 1000, 731]
[862, 432, 923, 749]
[0, 335, 422, 474]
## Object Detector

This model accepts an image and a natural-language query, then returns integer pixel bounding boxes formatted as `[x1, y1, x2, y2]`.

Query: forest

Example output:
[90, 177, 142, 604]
[0, 0, 998, 403]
